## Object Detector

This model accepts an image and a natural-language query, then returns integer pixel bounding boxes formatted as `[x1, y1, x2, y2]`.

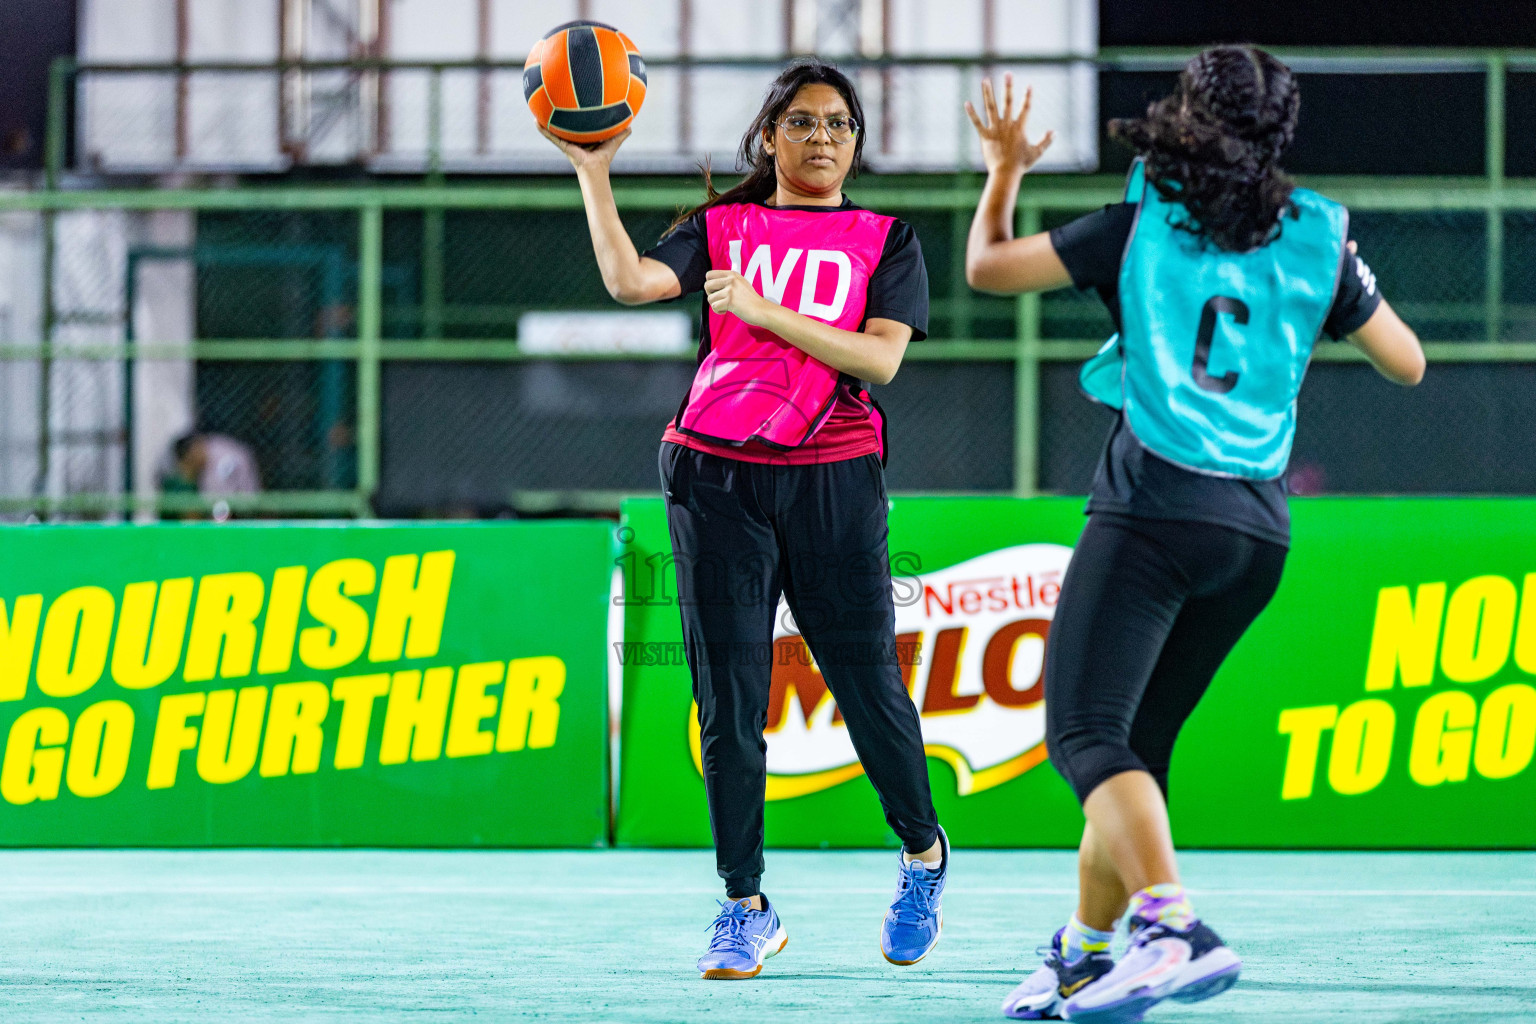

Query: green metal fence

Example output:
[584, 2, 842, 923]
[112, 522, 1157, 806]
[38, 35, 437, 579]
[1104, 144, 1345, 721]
[4, 49, 1536, 518]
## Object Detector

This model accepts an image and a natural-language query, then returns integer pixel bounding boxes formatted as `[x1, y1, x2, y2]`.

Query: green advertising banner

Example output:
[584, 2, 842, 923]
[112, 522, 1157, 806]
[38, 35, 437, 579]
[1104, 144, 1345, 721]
[616, 497, 1536, 849]
[0, 522, 611, 846]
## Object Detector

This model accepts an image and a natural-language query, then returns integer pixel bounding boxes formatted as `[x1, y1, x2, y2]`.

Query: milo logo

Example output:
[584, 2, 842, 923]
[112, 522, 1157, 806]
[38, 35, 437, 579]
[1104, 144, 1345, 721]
[687, 544, 1072, 799]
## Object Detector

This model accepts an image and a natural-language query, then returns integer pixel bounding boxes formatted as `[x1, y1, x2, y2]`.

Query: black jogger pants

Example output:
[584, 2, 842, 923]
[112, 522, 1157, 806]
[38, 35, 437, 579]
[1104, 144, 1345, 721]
[660, 442, 940, 899]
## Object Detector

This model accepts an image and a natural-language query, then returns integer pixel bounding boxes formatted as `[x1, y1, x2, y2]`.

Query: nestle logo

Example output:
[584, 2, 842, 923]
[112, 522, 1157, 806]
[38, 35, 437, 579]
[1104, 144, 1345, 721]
[922, 574, 1061, 618]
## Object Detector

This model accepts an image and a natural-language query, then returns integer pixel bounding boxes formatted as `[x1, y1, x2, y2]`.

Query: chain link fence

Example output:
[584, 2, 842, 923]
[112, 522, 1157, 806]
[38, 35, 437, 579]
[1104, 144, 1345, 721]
[4, 183, 1536, 520]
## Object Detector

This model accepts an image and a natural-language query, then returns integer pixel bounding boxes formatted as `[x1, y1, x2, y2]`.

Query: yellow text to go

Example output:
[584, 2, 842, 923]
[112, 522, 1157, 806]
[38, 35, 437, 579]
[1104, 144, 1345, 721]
[1276, 684, 1536, 800]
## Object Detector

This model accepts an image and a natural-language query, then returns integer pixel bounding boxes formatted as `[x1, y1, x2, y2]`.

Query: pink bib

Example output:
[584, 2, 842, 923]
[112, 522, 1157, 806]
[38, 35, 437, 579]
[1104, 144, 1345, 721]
[675, 202, 896, 450]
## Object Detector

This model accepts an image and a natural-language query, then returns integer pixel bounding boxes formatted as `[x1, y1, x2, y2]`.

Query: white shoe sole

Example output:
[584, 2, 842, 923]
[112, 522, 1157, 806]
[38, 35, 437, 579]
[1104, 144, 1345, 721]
[700, 924, 789, 980]
[1167, 947, 1241, 1003]
[1063, 941, 1189, 1023]
[1002, 992, 1062, 1020]
[1064, 946, 1241, 1023]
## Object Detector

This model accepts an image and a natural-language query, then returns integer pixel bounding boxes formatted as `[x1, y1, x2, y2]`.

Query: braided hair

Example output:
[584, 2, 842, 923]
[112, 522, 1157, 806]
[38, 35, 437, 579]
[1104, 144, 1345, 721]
[1110, 46, 1301, 253]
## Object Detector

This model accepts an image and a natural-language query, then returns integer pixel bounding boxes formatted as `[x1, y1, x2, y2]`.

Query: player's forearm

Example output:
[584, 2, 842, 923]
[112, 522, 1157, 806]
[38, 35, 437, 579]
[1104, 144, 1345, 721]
[754, 305, 906, 385]
[575, 167, 650, 304]
[965, 167, 1024, 290]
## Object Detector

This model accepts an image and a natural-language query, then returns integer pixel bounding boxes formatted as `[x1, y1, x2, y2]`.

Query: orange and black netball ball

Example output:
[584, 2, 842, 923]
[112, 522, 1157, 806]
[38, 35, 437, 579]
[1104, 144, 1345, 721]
[523, 21, 647, 144]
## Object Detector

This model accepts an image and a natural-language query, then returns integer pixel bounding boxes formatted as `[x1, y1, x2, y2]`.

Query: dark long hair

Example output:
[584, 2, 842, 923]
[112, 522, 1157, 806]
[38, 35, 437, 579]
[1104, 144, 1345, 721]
[666, 59, 866, 232]
[1110, 46, 1301, 252]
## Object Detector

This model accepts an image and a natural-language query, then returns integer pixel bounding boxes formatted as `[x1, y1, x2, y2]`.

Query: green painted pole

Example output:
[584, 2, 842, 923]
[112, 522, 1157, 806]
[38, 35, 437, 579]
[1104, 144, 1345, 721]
[422, 209, 445, 340]
[427, 67, 443, 176]
[1013, 203, 1041, 498]
[951, 66, 979, 340]
[45, 57, 71, 190]
[421, 67, 446, 342]
[950, 186, 974, 340]
[36, 58, 67, 513]
[357, 204, 383, 514]
[1485, 52, 1506, 344]
[35, 211, 55, 513]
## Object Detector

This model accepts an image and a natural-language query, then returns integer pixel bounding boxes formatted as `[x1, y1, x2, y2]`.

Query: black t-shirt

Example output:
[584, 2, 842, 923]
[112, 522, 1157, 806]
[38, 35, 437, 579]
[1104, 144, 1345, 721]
[1048, 201, 1384, 547]
[643, 198, 930, 340]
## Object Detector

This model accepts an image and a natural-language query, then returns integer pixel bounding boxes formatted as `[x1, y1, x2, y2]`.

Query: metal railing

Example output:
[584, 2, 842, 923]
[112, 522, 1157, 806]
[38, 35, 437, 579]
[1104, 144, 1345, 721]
[2, 48, 1534, 518]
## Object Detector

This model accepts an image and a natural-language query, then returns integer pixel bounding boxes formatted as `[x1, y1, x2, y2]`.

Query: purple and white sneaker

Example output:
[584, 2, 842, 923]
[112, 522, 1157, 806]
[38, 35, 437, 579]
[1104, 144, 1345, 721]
[697, 897, 788, 980]
[1062, 918, 1240, 1023]
[1001, 928, 1114, 1019]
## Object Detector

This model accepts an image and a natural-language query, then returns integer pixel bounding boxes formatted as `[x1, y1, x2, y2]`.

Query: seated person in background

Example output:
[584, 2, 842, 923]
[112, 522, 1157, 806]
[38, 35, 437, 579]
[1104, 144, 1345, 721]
[161, 432, 261, 519]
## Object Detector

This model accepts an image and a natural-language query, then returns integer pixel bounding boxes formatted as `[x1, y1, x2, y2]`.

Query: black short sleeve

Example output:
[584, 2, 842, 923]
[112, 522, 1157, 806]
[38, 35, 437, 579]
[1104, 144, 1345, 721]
[641, 212, 710, 297]
[864, 220, 929, 341]
[1049, 203, 1136, 292]
[1323, 245, 1384, 340]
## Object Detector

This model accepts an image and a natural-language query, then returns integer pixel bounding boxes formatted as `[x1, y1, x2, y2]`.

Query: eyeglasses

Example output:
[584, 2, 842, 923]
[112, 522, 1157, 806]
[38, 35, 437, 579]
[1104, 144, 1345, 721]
[776, 114, 859, 144]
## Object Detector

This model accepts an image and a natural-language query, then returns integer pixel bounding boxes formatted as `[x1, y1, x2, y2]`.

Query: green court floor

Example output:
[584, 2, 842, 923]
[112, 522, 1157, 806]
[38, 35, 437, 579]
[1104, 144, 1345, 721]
[0, 849, 1530, 1022]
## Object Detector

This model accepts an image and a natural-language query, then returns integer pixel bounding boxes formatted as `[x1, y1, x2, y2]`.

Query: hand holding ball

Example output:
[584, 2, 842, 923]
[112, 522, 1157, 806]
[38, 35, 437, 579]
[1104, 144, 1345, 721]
[523, 21, 647, 146]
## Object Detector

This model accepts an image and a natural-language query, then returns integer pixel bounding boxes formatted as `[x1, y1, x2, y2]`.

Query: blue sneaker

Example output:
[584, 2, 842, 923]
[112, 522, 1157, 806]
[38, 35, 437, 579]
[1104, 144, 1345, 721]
[697, 898, 788, 980]
[1062, 918, 1240, 1023]
[1002, 928, 1115, 1019]
[881, 826, 947, 965]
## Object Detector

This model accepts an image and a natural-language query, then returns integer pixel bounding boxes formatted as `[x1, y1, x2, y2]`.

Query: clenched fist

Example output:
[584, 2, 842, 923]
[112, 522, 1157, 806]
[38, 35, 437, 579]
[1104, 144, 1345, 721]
[704, 270, 775, 327]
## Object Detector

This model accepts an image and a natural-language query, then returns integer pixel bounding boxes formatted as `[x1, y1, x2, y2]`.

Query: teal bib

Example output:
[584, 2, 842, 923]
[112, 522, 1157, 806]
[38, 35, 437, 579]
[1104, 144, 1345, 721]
[1079, 159, 1348, 480]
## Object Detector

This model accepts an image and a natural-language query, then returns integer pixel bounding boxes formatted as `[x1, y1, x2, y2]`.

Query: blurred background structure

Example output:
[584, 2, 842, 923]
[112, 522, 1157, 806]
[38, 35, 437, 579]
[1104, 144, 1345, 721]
[1, 0, 1534, 519]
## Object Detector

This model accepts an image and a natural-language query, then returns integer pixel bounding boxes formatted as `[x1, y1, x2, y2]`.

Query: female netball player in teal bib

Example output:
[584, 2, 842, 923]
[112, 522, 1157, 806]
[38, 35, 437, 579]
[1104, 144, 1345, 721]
[964, 48, 1425, 1022]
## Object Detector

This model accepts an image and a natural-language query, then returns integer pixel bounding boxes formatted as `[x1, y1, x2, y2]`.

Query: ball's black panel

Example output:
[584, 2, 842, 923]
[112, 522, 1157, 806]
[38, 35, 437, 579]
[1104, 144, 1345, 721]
[521, 63, 542, 103]
[548, 102, 631, 135]
[628, 53, 647, 86]
[565, 25, 605, 109]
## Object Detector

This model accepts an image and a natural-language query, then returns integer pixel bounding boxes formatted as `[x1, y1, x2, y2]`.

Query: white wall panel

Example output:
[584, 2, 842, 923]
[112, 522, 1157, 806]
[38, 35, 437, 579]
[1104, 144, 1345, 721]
[888, 0, 983, 54]
[82, 0, 283, 169]
[995, 0, 1095, 54]
[81, 0, 177, 60]
[80, 0, 178, 170]
[383, 67, 480, 161]
[588, 0, 679, 57]
[76, 0, 1098, 173]
[81, 75, 178, 169]
[187, 71, 285, 167]
[685, 68, 776, 163]
[499, 0, 583, 57]
[385, 0, 478, 160]
[130, 212, 196, 521]
[610, 66, 681, 158]
[390, 0, 478, 59]
[0, 211, 42, 505]
[880, 0, 1096, 170]
[50, 210, 128, 502]
[691, 2, 783, 56]
[188, 0, 279, 58]
[186, 0, 282, 165]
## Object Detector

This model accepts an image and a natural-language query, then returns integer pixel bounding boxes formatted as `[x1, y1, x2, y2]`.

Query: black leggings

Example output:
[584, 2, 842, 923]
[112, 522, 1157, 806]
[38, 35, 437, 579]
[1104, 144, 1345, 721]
[1045, 513, 1288, 805]
[660, 443, 940, 899]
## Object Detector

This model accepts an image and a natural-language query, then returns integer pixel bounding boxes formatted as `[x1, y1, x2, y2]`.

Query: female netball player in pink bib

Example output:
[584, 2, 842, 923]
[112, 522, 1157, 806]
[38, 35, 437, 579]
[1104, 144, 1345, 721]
[542, 59, 947, 979]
